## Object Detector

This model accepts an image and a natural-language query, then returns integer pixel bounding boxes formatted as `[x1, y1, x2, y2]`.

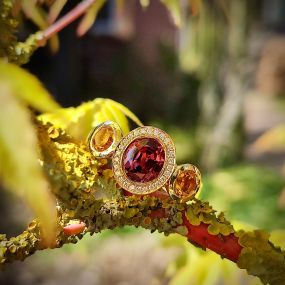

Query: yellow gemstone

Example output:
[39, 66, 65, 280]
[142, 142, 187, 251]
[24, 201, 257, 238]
[92, 126, 114, 152]
[174, 170, 200, 199]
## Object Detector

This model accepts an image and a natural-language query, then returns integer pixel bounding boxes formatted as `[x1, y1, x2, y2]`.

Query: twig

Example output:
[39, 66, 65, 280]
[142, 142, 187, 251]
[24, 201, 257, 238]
[42, 0, 96, 41]
[1, 122, 285, 285]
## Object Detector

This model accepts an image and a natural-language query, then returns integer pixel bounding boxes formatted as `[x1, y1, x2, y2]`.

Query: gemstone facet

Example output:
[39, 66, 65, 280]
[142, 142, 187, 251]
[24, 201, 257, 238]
[123, 138, 165, 182]
[169, 164, 201, 202]
[174, 170, 198, 198]
[112, 126, 176, 194]
[88, 121, 123, 158]
[91, 125, 114, 152]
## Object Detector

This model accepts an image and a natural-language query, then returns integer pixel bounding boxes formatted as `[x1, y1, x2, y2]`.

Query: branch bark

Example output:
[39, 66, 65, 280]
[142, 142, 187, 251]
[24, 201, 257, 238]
[0, 122, 285, 285]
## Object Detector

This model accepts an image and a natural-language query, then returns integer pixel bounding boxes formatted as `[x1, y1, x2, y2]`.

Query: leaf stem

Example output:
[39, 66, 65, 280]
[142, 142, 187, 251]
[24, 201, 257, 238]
[42, 0, 96, 41]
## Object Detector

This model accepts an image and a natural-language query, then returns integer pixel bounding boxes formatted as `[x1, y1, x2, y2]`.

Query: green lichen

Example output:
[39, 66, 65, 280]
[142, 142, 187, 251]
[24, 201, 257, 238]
[1, 121, 285, 285]
[185, 200, 234, 236]
[11, 32, 45, 65]
[0, 1, 44, 65]
[0, 0, 18, 60]
[237, 230, 285, 285]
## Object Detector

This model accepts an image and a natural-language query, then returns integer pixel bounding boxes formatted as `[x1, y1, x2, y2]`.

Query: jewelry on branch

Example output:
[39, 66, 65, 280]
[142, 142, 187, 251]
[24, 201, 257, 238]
[88, 121, 201, 202]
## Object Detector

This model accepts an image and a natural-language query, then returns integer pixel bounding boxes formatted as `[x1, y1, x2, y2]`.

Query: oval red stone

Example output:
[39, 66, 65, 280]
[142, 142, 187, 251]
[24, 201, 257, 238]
[123, 138, 165, 182]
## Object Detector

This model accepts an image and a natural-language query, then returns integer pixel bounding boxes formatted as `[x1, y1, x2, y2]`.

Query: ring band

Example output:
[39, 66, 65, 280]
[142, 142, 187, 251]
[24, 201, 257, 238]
[88, 121, 201, 202]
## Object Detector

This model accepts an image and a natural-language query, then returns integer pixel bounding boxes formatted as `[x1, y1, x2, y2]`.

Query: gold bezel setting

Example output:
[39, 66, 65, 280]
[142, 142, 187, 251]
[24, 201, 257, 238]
[169, 164, 201, 202]
[112, 126, 176, 194]
[88, 121, 123, 158]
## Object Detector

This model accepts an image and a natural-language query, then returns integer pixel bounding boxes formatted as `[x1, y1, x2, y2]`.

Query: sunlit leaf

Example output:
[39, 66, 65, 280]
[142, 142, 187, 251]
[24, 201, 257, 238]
[140, 0, 150, 8]
[269, 230, 285, 250]
[22, 0, 47, 29]
[0, 61, 60, 112]
[105, 99, 143, 128]
[251, 125, 285, 153]
[160, 0, 183, 26]
[39, 98, 143, 141]
[48, 0, 68, 24]
[0, 83, 57, 247]
[77, 0, 106, 37]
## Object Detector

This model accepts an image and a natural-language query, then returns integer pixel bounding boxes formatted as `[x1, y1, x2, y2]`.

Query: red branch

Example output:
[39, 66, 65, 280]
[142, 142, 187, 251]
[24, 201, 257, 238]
[148, 205, 242, 262]
[125, 190, 243, 262]
[182, 215, 242, 262]
[42, 0, 96, 40]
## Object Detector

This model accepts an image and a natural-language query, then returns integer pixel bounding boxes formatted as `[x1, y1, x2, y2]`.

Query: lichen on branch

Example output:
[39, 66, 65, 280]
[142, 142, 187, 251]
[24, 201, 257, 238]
[1, 121, 285, 285]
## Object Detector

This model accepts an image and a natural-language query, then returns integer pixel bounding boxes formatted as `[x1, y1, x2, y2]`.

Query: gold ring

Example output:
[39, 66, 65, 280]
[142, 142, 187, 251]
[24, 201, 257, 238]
[88, 121, 201, 202]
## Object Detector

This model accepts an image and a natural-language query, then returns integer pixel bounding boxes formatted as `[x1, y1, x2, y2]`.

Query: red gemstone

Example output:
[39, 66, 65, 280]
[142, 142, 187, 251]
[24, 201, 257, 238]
[123, 138, 165, 182]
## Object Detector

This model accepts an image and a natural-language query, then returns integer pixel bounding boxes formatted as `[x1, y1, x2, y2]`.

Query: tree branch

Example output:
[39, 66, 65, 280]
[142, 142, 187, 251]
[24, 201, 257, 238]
[1, 122, 285, 285]
[42, 0, 96, 41]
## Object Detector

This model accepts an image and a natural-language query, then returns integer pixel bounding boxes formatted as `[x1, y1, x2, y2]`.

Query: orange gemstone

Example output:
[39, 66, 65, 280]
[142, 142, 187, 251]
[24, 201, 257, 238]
[174, 170, 199, 199]
[92, 126, 114, 152]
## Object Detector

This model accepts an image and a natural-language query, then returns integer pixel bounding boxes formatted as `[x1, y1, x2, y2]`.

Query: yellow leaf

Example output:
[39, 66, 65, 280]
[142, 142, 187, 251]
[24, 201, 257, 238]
[140, 0, 150, 8]
[77, 0, 106, 37]
[48, 0, 68, 24]
[22, 0, 47, 29]
[0, 83, 57, 247]
[160, 0, 183, 26]
[269, 230, 285, 250]
[39, 98, 143, 141]
[251, 125, 285, 153]
[21, 1, 60, 53]
[0, 61, 60, 112]
[105, 99, 143, 128]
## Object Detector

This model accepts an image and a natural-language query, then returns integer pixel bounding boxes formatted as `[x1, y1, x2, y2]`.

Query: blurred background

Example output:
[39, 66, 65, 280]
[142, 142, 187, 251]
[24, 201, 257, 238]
[1, 0, 285, 284]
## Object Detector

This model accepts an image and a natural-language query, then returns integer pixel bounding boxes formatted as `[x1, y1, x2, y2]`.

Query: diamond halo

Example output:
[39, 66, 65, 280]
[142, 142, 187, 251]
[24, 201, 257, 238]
[112, 126, 176, 195]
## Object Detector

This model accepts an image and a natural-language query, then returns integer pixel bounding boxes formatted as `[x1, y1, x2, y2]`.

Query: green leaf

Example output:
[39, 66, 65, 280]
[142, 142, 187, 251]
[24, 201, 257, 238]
[77, 0, 106, 37]
[200, 165, 285, 230]
[39, 98, 143, 141]
[0, 60, 60, 112]
[0, 83, 57, 247]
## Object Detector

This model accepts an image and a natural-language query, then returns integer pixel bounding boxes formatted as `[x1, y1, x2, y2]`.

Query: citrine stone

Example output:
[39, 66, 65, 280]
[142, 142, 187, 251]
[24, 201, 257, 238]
[174, 170, 199, 199]
[92, 125, 114, 152]
[123, 138, 165, 182]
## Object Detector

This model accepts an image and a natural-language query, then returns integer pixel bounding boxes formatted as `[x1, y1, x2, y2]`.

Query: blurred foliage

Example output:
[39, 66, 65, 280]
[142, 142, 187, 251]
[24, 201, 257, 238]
[161, 229, 285, 285]
[201, 165, 285, 230]
[252, 125, 285, 153]
[77, 0, 106, 37]
[0, 61, 59, 246]
[0, 59, 141, 246]
[179, 3, 225, 79]
[0, 1, 285, 285]
[0, 0, 189, 64]
[0, 61, 59, 112]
